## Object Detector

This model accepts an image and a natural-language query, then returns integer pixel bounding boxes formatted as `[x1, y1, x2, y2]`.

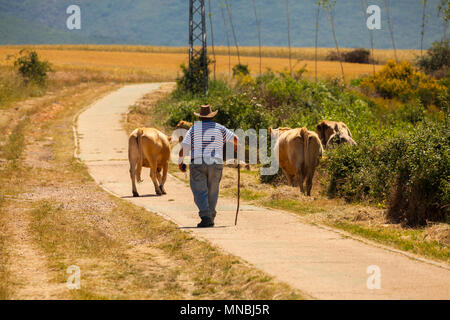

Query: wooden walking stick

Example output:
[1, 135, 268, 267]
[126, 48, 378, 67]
[234, 163, 241, 226]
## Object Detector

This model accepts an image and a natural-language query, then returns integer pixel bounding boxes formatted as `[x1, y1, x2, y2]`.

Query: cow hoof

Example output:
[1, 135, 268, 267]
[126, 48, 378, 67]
[133, 191, 140, 198]
[155, 189, 162, 196]
[159, 186, 167, 195]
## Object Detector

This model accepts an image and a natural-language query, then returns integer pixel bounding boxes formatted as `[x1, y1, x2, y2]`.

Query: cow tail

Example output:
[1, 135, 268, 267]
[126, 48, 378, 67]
[300, 128, 309, 161]
[136, 128, 144, 183]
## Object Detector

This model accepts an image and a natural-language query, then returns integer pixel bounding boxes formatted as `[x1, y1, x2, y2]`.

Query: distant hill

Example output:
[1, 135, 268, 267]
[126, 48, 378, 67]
[0, 0, 446, 49]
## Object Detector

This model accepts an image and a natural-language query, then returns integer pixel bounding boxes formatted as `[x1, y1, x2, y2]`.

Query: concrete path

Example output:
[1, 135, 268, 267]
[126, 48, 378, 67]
[76, 83, 450, 300]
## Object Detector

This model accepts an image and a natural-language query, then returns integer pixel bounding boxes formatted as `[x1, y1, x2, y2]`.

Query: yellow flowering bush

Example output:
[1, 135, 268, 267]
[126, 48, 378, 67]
[360, 60, 446, 106]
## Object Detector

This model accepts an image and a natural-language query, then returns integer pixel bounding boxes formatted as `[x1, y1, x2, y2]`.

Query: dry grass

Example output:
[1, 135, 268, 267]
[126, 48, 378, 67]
[1, 44, 420, 64]
[0, 45, 398, 82]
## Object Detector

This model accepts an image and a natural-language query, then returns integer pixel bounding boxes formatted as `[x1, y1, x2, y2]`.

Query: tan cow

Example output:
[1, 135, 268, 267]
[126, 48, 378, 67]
[175, 120, 193, 143]
[176, 120, 193, 130]
[316, 120, 355, 148]
[269, 127, 292, 140]
[128, 128, 171, 197]
[274, 127, 323, 196]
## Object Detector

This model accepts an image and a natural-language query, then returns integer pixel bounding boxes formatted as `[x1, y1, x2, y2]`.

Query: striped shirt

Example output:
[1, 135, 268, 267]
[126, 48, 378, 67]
[181, 120, 236, 164]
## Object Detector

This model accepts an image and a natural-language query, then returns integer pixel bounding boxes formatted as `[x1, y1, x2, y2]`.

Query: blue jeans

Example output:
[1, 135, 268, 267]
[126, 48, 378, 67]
[190, 163, 223, 220]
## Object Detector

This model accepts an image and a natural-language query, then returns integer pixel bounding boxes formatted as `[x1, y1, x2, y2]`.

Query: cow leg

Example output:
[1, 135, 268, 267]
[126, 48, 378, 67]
[149, 162, 162, 196]
[282, 169, 293, 186]
[159, 162, 168, 195]
[156, 167, 163, 185]
[129, 154, 140, 198]
[305, 167, 316, 197]
[129, 163, 140, 197]
[297, 170, 305, 194]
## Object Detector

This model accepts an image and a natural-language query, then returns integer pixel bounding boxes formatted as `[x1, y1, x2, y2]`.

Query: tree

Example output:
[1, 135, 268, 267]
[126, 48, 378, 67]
[286, 0, 293, 77]
[177, 52, 210, 94]
[437, 0, 449, 40]
[361, 0, 375, 74]
[420, 0, 429, 57]
[315, 4, 321, 82]
[251, 0, 263, 75]
[319, 0, 345, 84]
[384, 0, 398, 62]
[208, 0, 217, 80]
[13, 49, 52, 85]
[220, 3, 232, 75]
[224, 0, 241, 65]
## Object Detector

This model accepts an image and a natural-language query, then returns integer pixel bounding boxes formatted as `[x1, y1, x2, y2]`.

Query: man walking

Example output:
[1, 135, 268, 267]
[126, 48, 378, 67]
[179, 105, 239, 228]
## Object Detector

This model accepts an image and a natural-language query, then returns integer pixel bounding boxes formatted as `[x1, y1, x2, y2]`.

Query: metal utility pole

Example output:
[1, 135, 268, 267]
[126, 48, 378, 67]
[189, 0, 208, 94]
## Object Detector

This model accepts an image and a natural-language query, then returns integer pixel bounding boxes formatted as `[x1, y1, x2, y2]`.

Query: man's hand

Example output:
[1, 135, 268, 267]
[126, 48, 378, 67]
[178, 147, 187, 172]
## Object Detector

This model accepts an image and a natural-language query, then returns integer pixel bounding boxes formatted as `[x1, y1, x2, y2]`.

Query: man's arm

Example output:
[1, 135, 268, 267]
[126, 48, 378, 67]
[179, 128, 192, 173]
[233, 136, 239, 153]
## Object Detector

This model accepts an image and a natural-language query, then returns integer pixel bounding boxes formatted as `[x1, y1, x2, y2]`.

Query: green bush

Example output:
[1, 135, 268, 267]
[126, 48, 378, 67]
[164, 79, 272, 131]
[176, 52, 210, 94]
[325, 119, 449, 226]
[360, 60, 446, 107]
[388, 120, 450, 225]
[416, 40, 450, 79]
[232, 64, 250, 77]
[12, 50, 52, 85]
[327, 48, 373, 64]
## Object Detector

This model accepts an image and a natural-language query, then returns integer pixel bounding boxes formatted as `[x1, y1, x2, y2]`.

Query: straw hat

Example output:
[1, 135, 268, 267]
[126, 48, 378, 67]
[194, 105, 218, 119]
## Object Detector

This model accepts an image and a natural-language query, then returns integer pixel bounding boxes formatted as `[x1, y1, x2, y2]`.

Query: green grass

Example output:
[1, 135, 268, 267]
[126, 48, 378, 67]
[334, 221, 450, 262]
[223, 187, 266, 201]
[261, 198, 326, 215]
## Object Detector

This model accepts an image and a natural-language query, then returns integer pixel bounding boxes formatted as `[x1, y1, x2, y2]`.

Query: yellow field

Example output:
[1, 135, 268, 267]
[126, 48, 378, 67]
[0, 44, 419, 63]
[0, 45, 402, 81]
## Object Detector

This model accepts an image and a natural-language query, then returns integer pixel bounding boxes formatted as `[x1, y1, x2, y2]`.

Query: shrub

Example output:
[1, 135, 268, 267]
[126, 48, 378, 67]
[232, 64, 250, 77]
[360, 60, 446, 107]
[325, 119, 449, 226]
[387, 120, 450, 225]
[177, 52, 210, 94]
[327, 48, 372, 64]
[165, 79, 272, 131]
[416, 40, 450, 78]
[12, 50, 52, 85]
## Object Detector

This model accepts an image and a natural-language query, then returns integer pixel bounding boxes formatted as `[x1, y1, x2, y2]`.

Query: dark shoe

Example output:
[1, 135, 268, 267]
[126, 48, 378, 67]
[197, 217, 214, 228]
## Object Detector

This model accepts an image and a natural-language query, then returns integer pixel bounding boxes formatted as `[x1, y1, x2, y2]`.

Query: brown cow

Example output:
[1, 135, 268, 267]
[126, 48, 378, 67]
[316, 120, 355, 148]
[269, 127, 292, 140]
[175, 120, 194, 143]
[128, 128, 171, 197]
[176, 120, 193, 130]
[274, 127, 323, 196]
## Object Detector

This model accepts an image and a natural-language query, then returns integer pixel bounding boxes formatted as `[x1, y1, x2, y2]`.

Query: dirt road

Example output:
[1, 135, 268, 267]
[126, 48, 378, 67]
[76, 83, 450, 300]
